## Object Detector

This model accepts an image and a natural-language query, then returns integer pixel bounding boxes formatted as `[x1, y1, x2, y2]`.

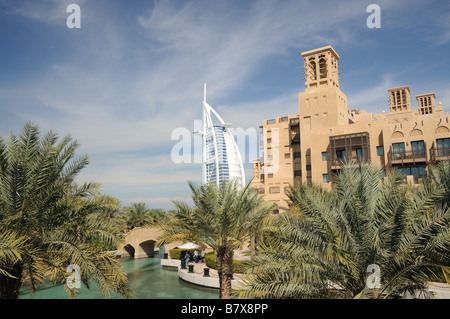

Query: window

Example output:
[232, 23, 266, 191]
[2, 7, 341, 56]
[306, 165, 311, 171]
[284, 153, 290, 159]
[356, 148, 363, 161]
[322, 152, 328, 161]
[392, 143, 405, 160]
[437, 138, 450, 156]
[419, 167, 427, 176]
[269, 187, 280, 194]
[336, 150, 346, 160]
[267, 173, 273, 178]
[392, 142, 405, 154]
[376, 146, 384, 156]
[323, 174, 329, 183]
[319, 57, 327, 79]
[399, 166, 427, 177]
[411, 141, 425, 157]
[309, 58, 317, 81]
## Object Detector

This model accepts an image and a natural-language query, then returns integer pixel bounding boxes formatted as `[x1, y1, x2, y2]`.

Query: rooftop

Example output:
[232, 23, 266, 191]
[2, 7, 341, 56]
[301, 45, 340, 59]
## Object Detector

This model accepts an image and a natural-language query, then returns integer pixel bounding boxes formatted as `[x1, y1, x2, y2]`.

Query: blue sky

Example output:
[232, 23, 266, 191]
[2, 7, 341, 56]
[1, 0, 450, 209]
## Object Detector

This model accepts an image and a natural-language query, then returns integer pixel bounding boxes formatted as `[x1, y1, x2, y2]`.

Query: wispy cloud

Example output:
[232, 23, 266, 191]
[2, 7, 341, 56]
[76, 153, 200, 186]
[347, 73, 396, 113]
[136, 0, 370, 99]
[434, 14, 450, 46]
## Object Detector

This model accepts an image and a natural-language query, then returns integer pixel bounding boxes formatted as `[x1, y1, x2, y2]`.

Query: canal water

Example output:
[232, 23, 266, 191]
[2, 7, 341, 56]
[19, 255, 219, 299]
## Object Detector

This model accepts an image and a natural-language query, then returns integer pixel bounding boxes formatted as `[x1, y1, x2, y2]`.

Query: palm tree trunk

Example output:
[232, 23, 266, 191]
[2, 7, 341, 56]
[250, 234, 256, 260]
[215, 247, 234, 299]
[0, 262, 23, 299]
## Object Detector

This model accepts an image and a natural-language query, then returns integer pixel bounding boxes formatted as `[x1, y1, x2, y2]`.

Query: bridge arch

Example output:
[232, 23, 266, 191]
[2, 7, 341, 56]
[119, 226, 179, 258]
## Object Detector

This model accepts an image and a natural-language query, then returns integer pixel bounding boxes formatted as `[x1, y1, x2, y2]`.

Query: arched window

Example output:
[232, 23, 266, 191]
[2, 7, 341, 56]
[319, 57, 327, 79]
[309, 58, 317, 81]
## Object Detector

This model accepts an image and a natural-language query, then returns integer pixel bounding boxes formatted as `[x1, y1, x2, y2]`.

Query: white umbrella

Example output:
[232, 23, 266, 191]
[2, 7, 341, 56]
[178, 242, 201, 249]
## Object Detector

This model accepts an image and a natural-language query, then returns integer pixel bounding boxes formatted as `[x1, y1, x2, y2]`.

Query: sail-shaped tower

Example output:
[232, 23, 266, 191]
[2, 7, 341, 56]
[195, 84, 246, 189]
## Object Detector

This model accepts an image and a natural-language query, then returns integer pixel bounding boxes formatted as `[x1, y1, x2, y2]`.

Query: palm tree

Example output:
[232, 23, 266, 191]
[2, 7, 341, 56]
[241, 162, 450, 299]
[148, 208, 166, 222]
[247, 204, 277, 260]
[0, 122, 134, 299]
[120, 202, 159, 231]
[157, 179, 273, 299]
[429, 160, 450, 204]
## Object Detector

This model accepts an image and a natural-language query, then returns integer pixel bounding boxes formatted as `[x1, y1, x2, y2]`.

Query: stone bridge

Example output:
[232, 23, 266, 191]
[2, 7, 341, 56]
[118, 226, 179, 258]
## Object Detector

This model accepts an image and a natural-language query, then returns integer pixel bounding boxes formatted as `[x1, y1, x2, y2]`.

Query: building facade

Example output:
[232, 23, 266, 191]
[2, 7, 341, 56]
[198, 84, 246, 189]
[252, 46, 450, 207]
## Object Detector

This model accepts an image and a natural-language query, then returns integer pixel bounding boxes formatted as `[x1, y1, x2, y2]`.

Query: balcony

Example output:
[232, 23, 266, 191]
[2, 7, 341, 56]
[436, 148, 450, 159]
[330, 155, 370, 170]
[431, 142, 450, 162]
[291, 135, 300, 144]
[329, 132, 370, 170]
[389, 150, 427, 165]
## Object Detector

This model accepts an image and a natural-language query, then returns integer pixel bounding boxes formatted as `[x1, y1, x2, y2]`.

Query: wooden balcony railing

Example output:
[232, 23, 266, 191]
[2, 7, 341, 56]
[390, 150, 427, 164]
[329, 155, 370, 169]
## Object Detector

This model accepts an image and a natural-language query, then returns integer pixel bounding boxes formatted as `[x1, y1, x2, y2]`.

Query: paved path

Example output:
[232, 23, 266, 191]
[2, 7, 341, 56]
[186, 258, 246, 281]
[182, 249, 249, 278]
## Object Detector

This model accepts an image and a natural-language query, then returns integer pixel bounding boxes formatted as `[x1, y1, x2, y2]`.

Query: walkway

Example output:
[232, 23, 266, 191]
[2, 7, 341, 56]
[161, 250, 250, 290]
[183, 259, 247, 280]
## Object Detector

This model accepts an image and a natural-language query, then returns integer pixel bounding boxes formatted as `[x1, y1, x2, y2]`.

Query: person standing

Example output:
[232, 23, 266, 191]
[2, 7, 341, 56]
[201, 249, 206, 263]
[185, 252, 190, 269]
[194, 250, 199, 263]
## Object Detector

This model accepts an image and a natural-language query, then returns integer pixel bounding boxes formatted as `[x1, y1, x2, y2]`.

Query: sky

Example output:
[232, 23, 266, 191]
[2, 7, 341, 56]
[1, 0, 450, 210]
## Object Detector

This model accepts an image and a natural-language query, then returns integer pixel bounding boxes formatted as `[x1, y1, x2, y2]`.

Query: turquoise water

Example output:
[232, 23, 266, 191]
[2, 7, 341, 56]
[19, 256, 219, 299]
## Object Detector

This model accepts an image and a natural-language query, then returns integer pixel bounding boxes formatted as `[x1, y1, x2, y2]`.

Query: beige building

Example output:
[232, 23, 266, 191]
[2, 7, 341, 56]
[252, 45, 450, 208]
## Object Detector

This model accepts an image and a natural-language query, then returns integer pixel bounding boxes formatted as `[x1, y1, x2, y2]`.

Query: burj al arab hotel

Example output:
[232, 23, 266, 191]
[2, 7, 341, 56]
[195, 84, 246, 189]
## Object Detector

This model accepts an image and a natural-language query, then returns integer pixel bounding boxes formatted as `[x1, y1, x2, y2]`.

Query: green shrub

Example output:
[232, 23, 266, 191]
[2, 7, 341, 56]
[233, 259, 248, 274]
[169, 248, 199, 260]
[204, 252, 248, 274]
[205, 252, 216, 268]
